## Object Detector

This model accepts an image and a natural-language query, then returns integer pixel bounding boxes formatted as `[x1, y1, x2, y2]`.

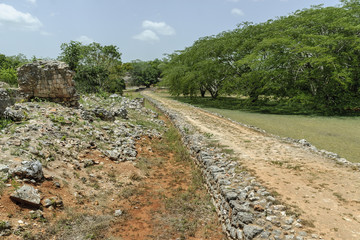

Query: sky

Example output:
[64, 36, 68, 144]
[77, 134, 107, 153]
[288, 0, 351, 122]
[0, 0, 341, 62]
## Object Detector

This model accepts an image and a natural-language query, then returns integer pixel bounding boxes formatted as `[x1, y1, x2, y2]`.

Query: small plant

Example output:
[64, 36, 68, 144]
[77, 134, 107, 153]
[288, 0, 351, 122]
[129, 172, 142, 181]
[204, 132, 213, 138]
[333, 192, 347, 202]
[11, 179, 20, 190]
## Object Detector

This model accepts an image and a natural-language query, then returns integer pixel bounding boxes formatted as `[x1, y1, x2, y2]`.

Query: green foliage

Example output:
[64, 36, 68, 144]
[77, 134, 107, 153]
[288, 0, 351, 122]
[0, 118, 12, 130]
[58, 41, 125, 94]
[0, 68, 17, 86]
[0, 53, 28, 87]
[130, 59, 161, 87]
[162, 3, 360, 115]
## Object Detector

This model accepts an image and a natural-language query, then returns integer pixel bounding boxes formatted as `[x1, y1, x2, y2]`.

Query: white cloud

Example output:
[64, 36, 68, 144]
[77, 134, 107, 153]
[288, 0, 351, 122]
[76, 35, 94, 44]
[40, 31, 52, 36]
[0, 3, 42, 31]
[142, 20, 175, 36]
[231, 8, 244, 16]
[133, 30, 160, 42]
[26, 0, 37, 5]
[227, 0, 240, 2]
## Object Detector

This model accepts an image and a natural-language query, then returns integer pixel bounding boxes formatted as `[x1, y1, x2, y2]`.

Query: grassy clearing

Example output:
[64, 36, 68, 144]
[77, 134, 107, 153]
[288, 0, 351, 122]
[206, 108, 360, 163]
[159, 92, 360, 163]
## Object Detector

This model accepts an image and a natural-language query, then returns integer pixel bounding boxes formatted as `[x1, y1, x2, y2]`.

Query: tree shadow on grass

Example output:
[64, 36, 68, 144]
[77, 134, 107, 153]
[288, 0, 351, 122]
[172, 96, 319, 116]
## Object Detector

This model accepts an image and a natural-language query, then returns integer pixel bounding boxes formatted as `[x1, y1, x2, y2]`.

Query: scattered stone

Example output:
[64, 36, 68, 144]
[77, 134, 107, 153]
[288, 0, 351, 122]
[92, 107, 115, 121]
[114, 107, 128, 119]
[10, 185, 41, 208]
[29, 210, 45, 220]
[43, 196, 63, 209]
[114, 209, 123, 217]
[3, 107, 25, 121]
[0, 164, 9, 173]
[0, 221, 11, 231]
[84, 159, 95, 168]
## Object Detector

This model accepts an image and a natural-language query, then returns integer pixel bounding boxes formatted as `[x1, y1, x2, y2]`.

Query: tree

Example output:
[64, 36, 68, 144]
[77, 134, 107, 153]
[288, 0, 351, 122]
[161, 2, 360, 114]
[0, 53, 29, 87]
[130, 59, 161, 88]
[59, 41, 125, 94]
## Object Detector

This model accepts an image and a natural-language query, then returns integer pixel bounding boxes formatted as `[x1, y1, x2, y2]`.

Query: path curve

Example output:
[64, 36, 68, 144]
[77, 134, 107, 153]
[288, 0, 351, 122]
[143, 91, 360, 240]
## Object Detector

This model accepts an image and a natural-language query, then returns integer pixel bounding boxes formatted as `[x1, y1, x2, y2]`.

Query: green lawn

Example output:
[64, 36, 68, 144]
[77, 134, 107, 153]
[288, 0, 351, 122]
[207, 108, 360, 163]
[165, 94, 360, 163]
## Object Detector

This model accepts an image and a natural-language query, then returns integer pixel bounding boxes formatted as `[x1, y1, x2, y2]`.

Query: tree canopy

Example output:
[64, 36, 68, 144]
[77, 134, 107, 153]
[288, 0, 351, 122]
[129, 59, 162, 88]
[59, 41, 125, 94]
[162, 1, 360, 115]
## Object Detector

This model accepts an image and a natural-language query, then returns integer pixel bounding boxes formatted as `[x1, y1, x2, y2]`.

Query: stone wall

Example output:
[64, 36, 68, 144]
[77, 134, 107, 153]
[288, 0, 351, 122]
[144, 94, 314, 240]
[17, 60, 79, 107]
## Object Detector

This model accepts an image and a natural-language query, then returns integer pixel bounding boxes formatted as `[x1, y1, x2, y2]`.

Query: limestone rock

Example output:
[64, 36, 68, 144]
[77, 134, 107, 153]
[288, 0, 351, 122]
[10, 185, 41, 208]
[3, 107, 25, 121]
[114, 209, 123, 217]
[0, 88, 27, 117]
[43, 196, 64, 209]
[243, 225, 263, 240]
[92, 107, 115, 121]
[10, 160, 44, 182]
[0, 164, 9, 173]
[114, 106, 128, 119]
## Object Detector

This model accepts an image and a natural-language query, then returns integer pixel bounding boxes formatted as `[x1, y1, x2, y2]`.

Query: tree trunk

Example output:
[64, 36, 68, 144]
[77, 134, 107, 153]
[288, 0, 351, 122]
[200, 87, 206, 98]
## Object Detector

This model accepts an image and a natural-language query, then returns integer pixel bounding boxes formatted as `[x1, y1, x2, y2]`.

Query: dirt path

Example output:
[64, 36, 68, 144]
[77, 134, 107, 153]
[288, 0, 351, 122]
[107, 132, 225, 240]
[144, 91, 360, 240]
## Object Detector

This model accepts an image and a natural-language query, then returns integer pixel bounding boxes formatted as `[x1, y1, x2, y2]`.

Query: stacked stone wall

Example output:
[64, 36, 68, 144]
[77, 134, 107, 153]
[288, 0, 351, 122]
[17, 60, 79, 106]
[144, 94, 316, 240]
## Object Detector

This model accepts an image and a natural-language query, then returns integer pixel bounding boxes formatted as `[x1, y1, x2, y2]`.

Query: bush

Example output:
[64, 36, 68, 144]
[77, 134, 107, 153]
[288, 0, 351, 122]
[0, 68, 17, 87]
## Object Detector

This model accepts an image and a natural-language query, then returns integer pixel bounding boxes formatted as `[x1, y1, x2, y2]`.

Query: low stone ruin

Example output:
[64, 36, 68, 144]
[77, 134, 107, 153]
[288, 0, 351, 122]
[17, 60, 79, 107]
[0, 60, 79, 116]
[0, 88, 27, 117]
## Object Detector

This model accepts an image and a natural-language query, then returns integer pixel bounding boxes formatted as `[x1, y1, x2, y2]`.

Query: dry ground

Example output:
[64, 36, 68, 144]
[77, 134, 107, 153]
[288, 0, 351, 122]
[0, 99, 224, 239]
[143, 90, 360, 240]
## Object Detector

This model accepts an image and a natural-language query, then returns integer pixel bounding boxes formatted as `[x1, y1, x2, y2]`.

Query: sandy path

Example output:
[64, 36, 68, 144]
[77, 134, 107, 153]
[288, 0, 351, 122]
[144, 91, 360, 240]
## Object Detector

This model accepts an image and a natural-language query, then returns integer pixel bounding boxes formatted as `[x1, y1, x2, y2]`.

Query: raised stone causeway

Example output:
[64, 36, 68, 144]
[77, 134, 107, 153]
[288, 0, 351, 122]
[144, 93, 321, 240]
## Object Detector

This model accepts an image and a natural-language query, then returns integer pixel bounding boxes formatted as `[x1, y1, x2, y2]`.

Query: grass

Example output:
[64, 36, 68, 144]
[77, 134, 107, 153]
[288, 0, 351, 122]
[162, 93, 360, 163]
[206, 108, 360, 163]
[44, 209, 112, 240]
[0, 118, 12, 130]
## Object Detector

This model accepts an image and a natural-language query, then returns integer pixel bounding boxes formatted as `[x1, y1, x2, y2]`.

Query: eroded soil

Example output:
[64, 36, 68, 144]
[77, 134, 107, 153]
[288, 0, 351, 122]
[143, 91, 360, 240]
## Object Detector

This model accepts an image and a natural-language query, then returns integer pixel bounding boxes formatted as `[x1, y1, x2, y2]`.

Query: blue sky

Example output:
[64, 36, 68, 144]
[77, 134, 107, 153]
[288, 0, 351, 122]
[0, 0, 340, 62]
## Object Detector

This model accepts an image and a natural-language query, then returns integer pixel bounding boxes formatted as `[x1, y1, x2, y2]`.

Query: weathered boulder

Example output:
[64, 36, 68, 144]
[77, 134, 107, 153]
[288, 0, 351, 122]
[17, 60, 79, 106]
[10, 185, 41, 208]
[92, 107, 115, 121]
[3, 107, 25, 121]
[114, 106, 128, 119]
[0, 88, 27, 117]
[10, 160, 44, 182]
